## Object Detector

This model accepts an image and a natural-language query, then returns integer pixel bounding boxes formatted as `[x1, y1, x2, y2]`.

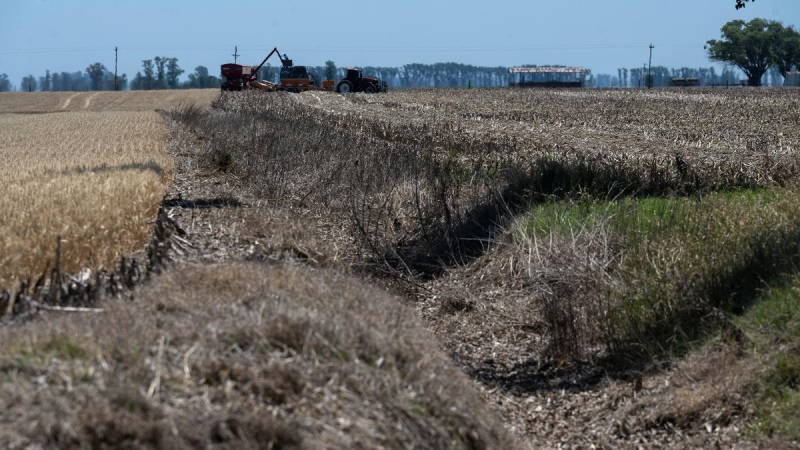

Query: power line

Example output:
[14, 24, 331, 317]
[0, 42, 707, 56]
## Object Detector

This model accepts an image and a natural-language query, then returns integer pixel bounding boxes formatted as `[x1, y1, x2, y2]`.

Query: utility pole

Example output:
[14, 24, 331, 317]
[114, 46, 119, 91]
[232, 46, 240, 63]
[647, 43, 655, 89]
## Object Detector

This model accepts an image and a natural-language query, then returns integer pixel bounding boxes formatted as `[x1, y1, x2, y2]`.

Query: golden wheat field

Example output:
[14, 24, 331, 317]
[0, 90, 217, 285]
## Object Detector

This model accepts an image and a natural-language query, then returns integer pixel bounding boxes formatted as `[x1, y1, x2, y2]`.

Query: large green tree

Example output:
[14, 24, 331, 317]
[706, 18, 780, 86]
[86, 63, 107, 91]
[185, 66, 220, 88]
[771, 25, 800, 83]
[324, 60, 337, 80]
[142, 59, 155, 90]
[21, 75, 37, 92]
[154, 56, 167, 89]
[166, 57, 184, 88]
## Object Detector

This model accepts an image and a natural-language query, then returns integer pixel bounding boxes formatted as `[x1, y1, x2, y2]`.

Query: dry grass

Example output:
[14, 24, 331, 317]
[0, 262, 520, 449]
[200, 89, 800, 283]
[298, 88, 800, 192]
[0, 89, 219, 113]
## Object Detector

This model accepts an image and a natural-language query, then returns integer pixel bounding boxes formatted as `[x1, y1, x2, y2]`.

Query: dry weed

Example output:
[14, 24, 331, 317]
[0, 262, 520, 449]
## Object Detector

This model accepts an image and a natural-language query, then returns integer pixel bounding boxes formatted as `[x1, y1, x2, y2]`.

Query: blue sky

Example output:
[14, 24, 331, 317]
[0, 0, 797, 88]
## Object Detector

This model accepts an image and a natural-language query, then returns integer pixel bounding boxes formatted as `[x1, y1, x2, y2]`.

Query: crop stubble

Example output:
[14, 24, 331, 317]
[0, 89, 219, 113]
[300, 88, 800, 191]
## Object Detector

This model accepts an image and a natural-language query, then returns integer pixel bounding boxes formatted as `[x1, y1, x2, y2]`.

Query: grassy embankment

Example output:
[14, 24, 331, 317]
[0, 263, 518, 448]
[180, 89, 800, 441]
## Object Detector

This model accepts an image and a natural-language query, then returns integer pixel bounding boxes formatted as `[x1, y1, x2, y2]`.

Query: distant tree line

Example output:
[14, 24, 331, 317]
[261, 61, 583, 88]
[128, 57, 221, 90]
[11, 64, 128, 92]
[0, 62, 759, 92]
[594, 65, 743, 88]
[4, 57, 221, 92]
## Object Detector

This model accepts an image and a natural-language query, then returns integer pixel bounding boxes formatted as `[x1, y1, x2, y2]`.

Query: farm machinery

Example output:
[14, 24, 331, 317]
[335, 68, 388, 93]
[220, 47, 386, 93]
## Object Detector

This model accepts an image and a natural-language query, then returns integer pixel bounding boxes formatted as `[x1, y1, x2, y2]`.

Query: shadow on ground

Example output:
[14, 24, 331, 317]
[163, 197, 243, 209]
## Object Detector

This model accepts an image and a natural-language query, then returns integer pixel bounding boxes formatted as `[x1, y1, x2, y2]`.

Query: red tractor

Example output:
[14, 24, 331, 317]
[335, 68, 388, 94]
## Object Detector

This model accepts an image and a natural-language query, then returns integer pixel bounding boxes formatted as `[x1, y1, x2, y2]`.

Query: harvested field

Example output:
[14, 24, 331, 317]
[0, 89, 219, 113]
[179, 88, 800, 447]
[3, 87, 800, 449]
[296, 88, 800, 192]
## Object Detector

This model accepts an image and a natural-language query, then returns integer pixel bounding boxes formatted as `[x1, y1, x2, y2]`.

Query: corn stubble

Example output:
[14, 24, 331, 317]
[0, 111, 173, 285]
[201, 88, 800, 360]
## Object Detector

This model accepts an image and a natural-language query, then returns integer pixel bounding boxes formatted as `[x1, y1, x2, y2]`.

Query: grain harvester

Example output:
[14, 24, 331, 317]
[221, 47, 334, 92]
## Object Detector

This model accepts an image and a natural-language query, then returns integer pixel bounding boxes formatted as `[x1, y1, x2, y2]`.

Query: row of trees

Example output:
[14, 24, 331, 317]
[130, 57, 183, 90]
[263, 61, 583, 88]
[129, 56, 220, 89]
[3, 58, 222, 92]
[0, 62, 761, 92]
[13, 67, 128, 92]
[706, 18, 800, 86]
[593, 65, 743, 88]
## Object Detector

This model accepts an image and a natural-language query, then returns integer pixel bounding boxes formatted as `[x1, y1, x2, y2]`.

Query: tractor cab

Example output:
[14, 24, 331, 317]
[345, 68, 362, 82]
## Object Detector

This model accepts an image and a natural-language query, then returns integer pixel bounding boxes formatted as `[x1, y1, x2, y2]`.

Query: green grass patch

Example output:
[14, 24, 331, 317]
[735, 275, 800, 441]
[40, 337, 89, 360]
[516, 186, 800, 360]
[12, 336, 90, 365]
[519, 195, 690, 239]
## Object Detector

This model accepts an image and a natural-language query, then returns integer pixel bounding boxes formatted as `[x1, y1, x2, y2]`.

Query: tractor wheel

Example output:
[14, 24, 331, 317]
[363, 84, 377, 94]
[336, 80, 353, 93]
